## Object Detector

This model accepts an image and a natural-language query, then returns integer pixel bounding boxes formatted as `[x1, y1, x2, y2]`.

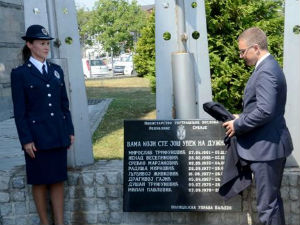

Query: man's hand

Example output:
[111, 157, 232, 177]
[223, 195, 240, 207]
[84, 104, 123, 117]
[24, 142, 37, 158]
[223, 120, 236, 137]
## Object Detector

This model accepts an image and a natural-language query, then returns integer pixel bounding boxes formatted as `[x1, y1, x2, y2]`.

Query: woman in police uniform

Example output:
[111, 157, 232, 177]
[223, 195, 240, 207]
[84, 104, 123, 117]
[11, 25, 74, 225]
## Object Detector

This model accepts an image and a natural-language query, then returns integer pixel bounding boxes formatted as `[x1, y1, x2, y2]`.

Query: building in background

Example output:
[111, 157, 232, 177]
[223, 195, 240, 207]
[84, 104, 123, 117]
[141, 4, 154, 14]
[0, 0, 24, 121]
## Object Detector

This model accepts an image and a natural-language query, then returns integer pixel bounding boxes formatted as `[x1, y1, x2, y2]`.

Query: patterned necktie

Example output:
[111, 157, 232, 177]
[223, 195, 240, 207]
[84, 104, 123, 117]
[42, 64, 48, 78]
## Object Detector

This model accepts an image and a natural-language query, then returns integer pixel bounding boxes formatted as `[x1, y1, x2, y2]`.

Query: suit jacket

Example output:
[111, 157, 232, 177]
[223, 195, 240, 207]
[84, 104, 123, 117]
[11, 60, 74, 150]
[234, 55, 293, 161]
[203, 102, 252, 200]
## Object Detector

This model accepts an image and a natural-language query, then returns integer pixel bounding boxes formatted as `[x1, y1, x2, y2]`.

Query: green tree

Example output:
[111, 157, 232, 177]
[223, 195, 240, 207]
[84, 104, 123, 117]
[133, 0, 284, 112]
[85, 0, 146, 55]
[206, 0, 284, 113]
[133, 11, 156, 91]
[77, 7, 93, 46]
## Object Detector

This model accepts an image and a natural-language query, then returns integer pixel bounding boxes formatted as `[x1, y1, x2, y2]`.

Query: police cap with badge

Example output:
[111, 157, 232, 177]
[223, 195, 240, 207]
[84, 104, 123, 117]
[22, 24, 54, 41]
[22, 25, 61, 78]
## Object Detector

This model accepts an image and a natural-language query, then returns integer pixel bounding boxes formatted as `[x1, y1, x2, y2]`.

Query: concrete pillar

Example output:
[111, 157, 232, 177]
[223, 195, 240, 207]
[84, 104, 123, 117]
[0, 0, 24, 121]
[283, 0, 300, 167]
[155, 0, 212, 119]
[23, 0, 94, 167]
[23, 1, 50, 47]
[172, 53, 197, 119]
[52, 0, 94, 167]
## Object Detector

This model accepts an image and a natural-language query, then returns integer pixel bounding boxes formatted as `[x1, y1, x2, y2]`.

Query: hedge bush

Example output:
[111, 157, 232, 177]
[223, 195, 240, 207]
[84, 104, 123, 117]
[133, 0, 284, 112]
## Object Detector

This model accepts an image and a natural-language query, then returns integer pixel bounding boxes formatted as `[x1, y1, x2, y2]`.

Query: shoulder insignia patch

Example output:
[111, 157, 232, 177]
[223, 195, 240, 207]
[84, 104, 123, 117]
[54, 70, 60, 79]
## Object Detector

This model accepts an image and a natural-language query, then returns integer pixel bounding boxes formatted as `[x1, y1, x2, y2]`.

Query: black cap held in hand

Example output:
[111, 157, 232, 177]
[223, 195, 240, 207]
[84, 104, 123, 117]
[22, 24, 54, 41]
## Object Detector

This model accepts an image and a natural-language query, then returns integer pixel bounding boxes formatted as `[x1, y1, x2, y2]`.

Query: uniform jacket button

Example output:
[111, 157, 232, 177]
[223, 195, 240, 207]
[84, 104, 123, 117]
[32, 120, 36, 123]
[49, 103, 52, 107]
[46, 84, 50, 88]
[48, 93, 51, 97]
[30, 85, 34, 88]
[50, 113, 54, 116]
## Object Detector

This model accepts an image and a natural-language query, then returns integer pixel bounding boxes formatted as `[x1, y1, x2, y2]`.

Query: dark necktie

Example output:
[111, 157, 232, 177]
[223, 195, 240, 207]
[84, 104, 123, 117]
[42, 64, 48, 78]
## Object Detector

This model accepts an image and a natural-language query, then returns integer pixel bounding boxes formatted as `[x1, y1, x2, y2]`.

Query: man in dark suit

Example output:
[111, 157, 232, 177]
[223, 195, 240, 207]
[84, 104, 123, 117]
[223, 27, 293, 225]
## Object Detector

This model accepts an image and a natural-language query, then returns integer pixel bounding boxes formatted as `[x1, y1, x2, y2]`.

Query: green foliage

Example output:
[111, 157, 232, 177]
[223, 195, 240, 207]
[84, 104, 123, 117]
[133, 11, 156, 92]
[133, 0, 284, 112]
[83, 0, 147, 55]
[206, 0, 284, 113]
[77, 7, 93, 46]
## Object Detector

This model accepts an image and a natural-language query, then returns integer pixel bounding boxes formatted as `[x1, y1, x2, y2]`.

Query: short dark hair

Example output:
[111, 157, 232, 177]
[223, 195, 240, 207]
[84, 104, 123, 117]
[238, 27, 268, 50]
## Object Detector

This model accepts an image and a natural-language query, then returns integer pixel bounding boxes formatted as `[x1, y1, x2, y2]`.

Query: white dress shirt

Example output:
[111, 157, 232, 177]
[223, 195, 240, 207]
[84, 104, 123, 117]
[29, 56, 48, 74]
[255, 52, 270, 69]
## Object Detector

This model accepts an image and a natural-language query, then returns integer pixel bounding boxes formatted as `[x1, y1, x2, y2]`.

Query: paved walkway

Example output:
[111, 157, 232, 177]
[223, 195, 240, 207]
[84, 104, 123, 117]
[0, 99, 112, 171]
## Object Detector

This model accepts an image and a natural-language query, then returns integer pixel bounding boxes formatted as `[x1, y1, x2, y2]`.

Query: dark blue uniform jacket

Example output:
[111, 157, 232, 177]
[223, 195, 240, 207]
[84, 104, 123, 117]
[11, 60, 74, 150]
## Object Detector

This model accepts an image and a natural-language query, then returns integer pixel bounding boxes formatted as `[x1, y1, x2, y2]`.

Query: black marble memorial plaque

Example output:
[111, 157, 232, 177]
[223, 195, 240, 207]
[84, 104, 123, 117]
[123, 120, 242, 212]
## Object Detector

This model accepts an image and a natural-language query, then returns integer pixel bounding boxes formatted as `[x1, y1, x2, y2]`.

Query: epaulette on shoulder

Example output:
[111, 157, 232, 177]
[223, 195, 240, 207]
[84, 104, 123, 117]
[48, 61, 61, 69]
[12, 64, 24, 72]
[48, 62, 56, 66]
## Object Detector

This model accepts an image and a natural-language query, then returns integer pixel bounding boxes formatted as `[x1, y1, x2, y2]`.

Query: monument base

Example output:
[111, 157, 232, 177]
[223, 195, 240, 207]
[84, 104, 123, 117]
[0, 160, 299, 225]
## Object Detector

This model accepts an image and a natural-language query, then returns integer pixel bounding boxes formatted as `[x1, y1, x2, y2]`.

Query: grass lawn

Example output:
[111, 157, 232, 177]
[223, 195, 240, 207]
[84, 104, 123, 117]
[85, 77, 156, 160]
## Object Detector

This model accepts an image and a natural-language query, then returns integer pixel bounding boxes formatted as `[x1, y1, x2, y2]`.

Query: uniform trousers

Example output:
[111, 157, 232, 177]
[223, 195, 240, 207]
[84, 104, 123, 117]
[250, 157, 286, 225]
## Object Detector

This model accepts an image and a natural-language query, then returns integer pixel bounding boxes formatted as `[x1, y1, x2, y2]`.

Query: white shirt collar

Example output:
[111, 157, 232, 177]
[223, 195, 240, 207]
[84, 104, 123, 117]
[255, 52, 270, 69]
[29, 56, 48, 74]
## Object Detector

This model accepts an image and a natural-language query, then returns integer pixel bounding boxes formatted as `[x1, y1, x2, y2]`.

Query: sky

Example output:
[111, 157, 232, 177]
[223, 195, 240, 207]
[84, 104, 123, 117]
[75, 0, 155, 9]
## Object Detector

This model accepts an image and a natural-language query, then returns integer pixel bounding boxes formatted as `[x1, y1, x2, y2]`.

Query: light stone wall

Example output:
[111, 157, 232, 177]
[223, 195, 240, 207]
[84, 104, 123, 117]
[0, 0, 24, 121]
[0, 160, 299, 225]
